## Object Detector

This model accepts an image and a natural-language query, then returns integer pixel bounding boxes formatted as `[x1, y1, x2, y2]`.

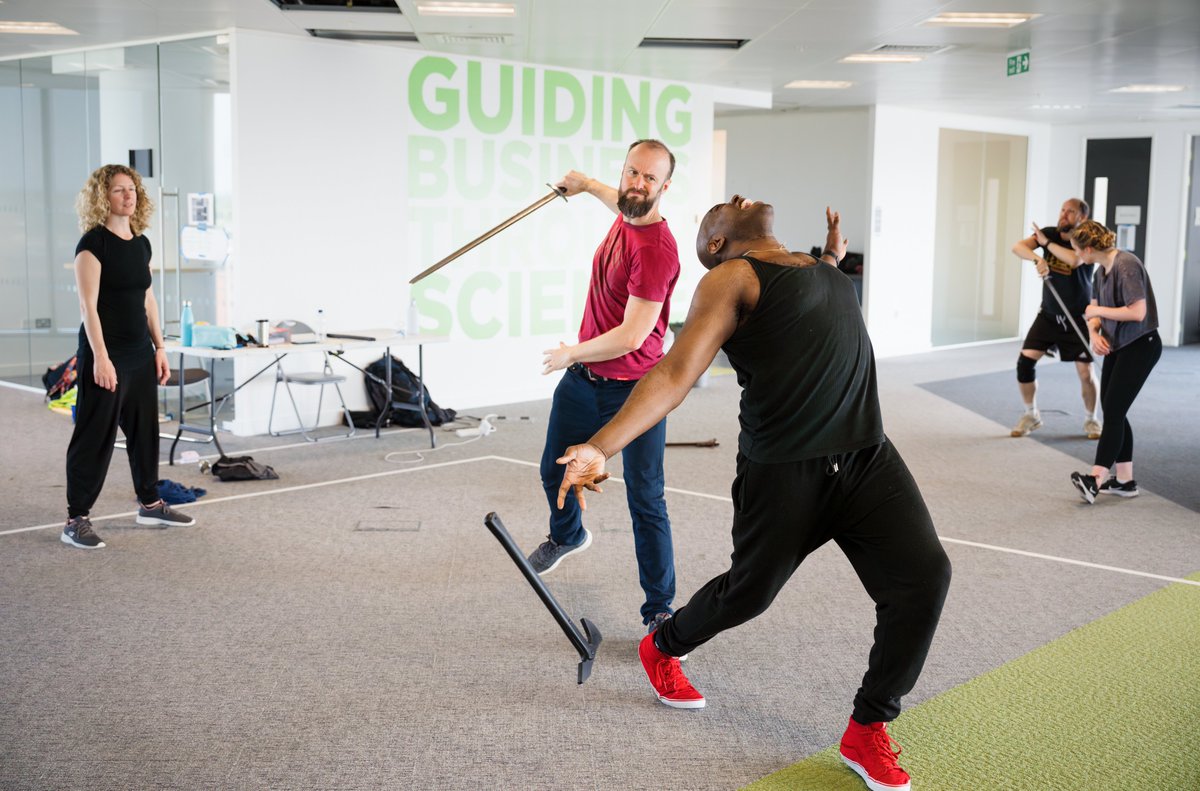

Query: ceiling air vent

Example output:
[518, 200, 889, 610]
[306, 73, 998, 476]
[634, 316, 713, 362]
[639, 37, 747, 50]
[429, 33, 510, 45]
[308, 29, 418, 42]
[871, 44, 953, 56]
[271, 0, 400, 10]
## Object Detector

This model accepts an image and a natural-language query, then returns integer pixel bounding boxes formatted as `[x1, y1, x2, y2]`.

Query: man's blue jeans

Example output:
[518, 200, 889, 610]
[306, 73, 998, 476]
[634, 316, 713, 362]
[540, 366, 675, 623]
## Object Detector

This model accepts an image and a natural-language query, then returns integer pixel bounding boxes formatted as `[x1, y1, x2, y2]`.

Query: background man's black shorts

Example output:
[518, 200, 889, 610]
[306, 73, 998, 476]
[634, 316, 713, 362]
[1022, 312, 1091, 362]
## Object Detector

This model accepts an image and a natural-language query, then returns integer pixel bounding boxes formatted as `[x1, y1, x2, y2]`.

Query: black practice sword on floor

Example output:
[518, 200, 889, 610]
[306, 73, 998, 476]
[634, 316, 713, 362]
[484, 512, 602, 683]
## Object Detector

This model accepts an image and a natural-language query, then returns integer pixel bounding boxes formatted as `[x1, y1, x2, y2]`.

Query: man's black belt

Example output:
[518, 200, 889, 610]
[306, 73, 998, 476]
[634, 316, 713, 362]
[568, 362, 628, 383]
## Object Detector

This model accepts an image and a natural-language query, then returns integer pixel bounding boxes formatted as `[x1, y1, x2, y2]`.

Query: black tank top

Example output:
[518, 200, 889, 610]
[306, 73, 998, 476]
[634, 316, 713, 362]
[75, 225, 153, 367]
[722, 257, 885, 463]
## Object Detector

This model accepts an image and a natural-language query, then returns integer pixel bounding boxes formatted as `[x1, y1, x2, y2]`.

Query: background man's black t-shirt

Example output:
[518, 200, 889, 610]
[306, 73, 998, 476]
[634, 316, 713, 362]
[75, 225, 153, 367]
[1037, 226, 1094, 318]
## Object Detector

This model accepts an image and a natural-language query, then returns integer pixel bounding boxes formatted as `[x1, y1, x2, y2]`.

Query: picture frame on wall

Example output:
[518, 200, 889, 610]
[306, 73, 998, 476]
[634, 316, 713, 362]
[187, 192, 214, 226]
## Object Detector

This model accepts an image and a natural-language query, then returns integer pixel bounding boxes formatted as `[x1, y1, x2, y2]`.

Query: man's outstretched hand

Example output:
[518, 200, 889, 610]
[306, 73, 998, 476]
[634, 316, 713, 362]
[824, 206, 848, 262]
[556, 443, 611, 510]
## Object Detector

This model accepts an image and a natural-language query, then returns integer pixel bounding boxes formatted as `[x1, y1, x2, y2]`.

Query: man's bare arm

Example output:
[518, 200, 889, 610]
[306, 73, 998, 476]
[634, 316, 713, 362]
[594, 264, 745, 454]
[558, 170, 619, 215]
[543, 296, 662, 373]
[556, 263, 750, 508]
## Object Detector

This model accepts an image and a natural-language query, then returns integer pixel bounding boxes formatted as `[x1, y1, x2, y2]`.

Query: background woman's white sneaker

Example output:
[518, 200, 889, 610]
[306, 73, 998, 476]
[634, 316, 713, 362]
[1011, 412, 1042, 437]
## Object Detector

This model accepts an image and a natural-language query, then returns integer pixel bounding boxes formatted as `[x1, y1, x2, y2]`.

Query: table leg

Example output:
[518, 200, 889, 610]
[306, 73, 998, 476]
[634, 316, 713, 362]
[417, 343, 435, 448]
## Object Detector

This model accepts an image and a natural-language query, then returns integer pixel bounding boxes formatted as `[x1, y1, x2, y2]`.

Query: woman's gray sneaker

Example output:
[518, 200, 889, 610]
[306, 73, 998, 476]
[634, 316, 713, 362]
[137, 501, 196, 526]
[61, 516, 105, 548]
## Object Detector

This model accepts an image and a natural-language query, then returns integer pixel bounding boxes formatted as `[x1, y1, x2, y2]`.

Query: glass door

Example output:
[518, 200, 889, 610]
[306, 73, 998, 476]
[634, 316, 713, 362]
[931, 129, 1028, 346]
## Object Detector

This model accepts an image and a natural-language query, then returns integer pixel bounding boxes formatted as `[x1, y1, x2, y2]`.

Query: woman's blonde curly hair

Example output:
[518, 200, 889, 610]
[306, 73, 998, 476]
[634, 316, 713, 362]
[75, 164, 154, 235]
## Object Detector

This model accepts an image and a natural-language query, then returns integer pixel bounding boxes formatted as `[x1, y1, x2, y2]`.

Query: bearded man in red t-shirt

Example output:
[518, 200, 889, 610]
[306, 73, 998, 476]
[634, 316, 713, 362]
[528, 139, 682, 633]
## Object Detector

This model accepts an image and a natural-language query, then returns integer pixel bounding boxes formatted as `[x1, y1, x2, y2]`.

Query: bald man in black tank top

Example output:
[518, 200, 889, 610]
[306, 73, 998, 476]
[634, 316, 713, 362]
[552, 198, 951, 791]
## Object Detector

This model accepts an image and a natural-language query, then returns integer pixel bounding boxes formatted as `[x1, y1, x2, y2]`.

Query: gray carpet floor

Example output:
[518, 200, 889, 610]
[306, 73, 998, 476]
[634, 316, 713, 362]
[919, 345, 1200, 513]
[2, 341, 1198, 790]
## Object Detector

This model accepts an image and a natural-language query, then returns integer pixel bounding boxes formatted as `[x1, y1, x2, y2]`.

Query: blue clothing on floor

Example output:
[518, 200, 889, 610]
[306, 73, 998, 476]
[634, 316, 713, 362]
[157, 479, 207, 505]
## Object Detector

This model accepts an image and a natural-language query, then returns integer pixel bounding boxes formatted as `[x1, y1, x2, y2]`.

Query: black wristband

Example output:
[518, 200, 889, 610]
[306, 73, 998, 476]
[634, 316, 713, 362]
[821, 249, 842, 264]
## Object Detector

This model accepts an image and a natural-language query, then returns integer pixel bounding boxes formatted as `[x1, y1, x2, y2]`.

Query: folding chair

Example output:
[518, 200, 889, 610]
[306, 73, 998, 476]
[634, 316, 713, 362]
[267, 354, 355, 442]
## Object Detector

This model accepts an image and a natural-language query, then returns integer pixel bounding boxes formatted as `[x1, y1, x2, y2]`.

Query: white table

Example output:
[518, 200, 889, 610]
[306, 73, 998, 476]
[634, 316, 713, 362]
[164, 329, 446, 464]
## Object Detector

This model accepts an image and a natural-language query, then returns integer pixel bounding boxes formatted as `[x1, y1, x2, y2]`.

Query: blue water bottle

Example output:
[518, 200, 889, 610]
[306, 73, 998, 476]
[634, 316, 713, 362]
[181, 300, 194, 347]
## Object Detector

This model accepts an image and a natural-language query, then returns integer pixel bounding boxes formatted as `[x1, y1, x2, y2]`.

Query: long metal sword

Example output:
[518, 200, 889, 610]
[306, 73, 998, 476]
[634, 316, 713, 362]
[1042, 274, 1095, 362]
[408, 185, 568, 284]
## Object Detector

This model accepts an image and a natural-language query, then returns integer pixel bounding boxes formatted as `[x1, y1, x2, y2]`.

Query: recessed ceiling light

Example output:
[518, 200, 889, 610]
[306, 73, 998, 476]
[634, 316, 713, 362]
[922, 12, 1039, 28]
[1109, 84, 1186, 93]
[1029, 104, 1084, 110]
[840, 53, 924, 64]
[0, 20, 78, 35]
[416, 2, 515, 16]
[785, 80, 854, 89]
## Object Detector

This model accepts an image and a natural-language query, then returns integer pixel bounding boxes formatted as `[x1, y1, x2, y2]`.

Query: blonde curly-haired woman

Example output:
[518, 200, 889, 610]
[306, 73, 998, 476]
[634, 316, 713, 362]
[62, 164, 195, 549]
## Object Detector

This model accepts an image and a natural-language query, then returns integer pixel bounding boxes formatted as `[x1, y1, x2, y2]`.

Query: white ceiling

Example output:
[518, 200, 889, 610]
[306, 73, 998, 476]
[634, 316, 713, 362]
[1, 0, 1198, 122]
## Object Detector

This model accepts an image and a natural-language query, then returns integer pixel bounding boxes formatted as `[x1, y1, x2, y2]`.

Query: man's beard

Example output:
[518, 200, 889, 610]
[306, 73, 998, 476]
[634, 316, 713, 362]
[618, 188, 655, 219]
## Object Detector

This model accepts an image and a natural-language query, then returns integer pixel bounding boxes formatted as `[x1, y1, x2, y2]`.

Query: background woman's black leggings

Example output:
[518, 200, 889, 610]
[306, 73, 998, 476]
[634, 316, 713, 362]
[1095, 331, 1161, 470]
[65, 352, 161, 518]
[655, 439, 951, 724]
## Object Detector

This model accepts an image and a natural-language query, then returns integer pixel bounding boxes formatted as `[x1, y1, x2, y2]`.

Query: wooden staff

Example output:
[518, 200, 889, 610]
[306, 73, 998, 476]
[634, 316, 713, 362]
[409, 185, 568, 284]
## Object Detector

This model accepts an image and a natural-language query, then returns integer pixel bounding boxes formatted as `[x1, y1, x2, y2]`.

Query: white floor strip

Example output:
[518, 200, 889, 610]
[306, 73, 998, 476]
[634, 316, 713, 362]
[0, 380, 46, 394]
[938, 536, 1200, 587]
[7, 452, 1197, 589]
[156, 425, 425, 466]
[0, 455, 499, 537]
[490, 455, 734, 502]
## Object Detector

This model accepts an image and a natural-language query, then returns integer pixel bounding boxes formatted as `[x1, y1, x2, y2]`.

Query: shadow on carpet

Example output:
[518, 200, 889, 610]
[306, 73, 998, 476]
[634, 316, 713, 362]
[917, 346, 1200, 514]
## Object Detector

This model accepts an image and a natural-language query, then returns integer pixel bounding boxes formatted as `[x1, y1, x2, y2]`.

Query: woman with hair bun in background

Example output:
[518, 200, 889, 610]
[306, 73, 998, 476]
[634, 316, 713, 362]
[1067, 219, 1161, 503]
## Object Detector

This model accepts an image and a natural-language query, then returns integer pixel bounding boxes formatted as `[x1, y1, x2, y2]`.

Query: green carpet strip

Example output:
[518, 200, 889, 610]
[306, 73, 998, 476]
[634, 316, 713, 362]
[744, 572, 1200, 791]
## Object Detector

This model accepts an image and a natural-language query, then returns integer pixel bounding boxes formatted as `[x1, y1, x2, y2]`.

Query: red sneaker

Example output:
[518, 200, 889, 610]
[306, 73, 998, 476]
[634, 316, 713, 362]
[638, 633, 705, 709]
[839, 717, 911, 791]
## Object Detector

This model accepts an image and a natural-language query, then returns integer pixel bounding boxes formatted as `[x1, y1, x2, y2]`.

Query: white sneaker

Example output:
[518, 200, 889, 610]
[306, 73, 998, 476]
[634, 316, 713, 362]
[1083, 418, 1102, 439]
[1011, 412, 1042, 437]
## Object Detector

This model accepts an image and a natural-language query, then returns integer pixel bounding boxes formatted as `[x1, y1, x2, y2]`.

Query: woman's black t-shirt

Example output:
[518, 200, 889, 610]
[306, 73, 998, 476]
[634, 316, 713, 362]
[75, 225, 153, 367]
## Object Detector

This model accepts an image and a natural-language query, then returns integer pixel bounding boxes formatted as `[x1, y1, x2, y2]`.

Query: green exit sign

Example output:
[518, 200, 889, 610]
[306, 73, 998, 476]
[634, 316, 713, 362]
[1007, 51, 1030, 76]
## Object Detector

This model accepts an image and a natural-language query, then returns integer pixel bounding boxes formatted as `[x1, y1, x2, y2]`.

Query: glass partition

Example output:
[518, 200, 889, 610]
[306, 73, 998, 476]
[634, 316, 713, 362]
[931, 129, 1028, 346]
[0, 36, 230, 389]
[0, 59, 30, 383]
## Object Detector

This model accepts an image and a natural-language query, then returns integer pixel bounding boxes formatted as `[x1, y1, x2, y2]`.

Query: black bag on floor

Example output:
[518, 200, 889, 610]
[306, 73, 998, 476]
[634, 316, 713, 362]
[43, 354, 78, 400]
[364, 355, 456, 428]
[210, 455, 278, 482]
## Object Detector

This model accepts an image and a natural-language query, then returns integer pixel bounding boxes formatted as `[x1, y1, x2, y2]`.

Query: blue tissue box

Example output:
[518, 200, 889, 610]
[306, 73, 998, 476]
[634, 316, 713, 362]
[190, 325, 237, 349]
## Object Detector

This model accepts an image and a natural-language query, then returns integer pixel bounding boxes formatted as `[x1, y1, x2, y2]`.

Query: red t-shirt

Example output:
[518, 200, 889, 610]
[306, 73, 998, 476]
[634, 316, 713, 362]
[578, 215, 680, 380]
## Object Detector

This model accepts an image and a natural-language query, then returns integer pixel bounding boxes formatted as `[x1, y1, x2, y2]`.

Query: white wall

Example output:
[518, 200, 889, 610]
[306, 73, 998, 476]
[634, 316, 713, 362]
[229, 30, 713, 435]
[230, 31, 412, 434]
[1046, 120, 1200, 347]
[866, 105, 1052, 357]
[717, 108, 871, 261]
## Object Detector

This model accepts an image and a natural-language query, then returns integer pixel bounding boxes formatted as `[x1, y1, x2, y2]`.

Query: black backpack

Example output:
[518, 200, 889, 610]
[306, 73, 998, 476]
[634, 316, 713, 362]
[43, 355, 78, 400]
[364, 355, 456, 428]
[210, 455, 279, 482]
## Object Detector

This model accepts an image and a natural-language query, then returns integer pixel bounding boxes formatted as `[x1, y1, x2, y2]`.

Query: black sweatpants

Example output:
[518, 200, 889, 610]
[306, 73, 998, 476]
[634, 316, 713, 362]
[655, 438, 951, 724]
[66, 351, 161, 518]
[1094, 330, 1161, 470]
